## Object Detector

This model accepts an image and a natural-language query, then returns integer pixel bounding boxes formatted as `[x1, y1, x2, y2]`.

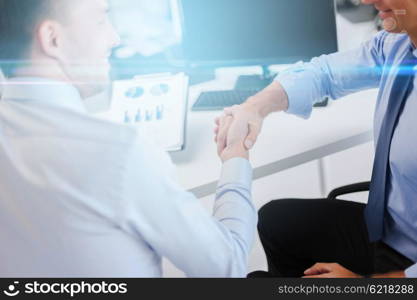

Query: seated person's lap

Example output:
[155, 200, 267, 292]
[257, 199, 412, 277]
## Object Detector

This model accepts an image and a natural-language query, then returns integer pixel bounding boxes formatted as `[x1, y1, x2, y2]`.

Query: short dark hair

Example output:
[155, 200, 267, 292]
[0, 0, 56, 76]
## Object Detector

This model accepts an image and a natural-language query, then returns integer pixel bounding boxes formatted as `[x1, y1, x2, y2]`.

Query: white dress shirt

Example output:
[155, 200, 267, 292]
[0, 77, 256, 277]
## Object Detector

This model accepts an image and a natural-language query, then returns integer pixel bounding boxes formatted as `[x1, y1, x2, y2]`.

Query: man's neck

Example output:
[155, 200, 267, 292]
[11, 64, 90, 100]
[12, 64, 69, 83]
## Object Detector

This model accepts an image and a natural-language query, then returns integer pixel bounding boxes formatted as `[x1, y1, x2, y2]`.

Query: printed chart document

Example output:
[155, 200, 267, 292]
[102, 73, 189, 152]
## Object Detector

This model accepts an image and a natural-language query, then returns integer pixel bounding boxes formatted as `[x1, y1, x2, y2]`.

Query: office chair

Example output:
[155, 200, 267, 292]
[247, 181, 372, 278]
[327, 181, 371, 201]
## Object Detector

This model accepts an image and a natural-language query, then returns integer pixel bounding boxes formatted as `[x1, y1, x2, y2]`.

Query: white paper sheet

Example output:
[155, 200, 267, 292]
[100, 73, 188, 151]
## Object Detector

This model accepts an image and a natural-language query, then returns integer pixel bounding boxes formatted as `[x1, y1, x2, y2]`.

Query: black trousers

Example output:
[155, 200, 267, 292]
[255, 198, 414, 277]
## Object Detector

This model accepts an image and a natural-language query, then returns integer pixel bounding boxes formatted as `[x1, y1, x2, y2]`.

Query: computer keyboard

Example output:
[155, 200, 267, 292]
[191, 90, 260, 111]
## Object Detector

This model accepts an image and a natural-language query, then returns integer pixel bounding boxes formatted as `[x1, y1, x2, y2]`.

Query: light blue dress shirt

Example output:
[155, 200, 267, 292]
[276, 31, 417, 277]
[0, 77, 257, 277]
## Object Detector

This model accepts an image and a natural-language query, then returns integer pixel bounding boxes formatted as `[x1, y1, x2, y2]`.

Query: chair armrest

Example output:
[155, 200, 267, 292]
[327, 181, 371, 200]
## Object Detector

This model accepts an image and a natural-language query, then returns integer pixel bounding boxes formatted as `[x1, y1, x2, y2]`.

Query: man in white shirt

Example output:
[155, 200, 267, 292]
[0, 0, 256, 277]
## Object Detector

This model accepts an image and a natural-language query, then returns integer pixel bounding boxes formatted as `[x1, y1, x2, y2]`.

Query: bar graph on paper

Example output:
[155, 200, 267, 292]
[106, 73, 188, 151]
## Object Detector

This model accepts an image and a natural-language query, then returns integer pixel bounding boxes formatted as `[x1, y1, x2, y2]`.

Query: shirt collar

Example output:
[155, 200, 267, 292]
[2, 77, 87, 114]
[411, 41, 417, 57]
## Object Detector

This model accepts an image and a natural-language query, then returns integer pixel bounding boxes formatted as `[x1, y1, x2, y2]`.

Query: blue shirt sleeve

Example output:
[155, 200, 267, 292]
[405, 263, 417, 278]
[121, 134, 256, 277]
[276, 31, 389, 118]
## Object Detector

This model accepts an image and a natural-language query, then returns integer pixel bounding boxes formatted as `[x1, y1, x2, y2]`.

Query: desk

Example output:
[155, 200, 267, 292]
[170, 65, 376, 198]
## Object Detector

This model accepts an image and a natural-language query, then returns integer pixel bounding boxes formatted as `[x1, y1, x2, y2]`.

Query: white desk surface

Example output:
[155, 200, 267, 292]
[170, 65, 377, 197]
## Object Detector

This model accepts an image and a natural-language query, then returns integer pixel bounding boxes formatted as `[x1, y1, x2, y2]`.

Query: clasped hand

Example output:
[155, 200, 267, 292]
[214, 102, 264, 162]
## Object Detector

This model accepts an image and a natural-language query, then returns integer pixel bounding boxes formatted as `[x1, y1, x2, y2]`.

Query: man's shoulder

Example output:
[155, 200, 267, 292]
[38, 107, 141, 148]
[368, 31, 411, 65]
[75, 113, 139, 146]
[74, 113, 171, 166]
[375, 31, 411, 54]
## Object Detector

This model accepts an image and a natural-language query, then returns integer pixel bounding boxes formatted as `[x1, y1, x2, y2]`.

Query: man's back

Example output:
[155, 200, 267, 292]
[0, 0, 257, 278]
[0, 77, 257, 278]
[0, 78, 165, 277]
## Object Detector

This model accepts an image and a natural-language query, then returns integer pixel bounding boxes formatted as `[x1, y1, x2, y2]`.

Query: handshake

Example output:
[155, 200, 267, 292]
[214, 81, 289, 162]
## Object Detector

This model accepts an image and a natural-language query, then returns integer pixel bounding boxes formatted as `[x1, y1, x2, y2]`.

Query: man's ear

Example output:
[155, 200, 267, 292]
[36, 20, 65, 60]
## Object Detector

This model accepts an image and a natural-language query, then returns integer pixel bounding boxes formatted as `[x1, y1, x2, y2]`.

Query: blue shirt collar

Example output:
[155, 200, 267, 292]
[411, 41, 417, 57]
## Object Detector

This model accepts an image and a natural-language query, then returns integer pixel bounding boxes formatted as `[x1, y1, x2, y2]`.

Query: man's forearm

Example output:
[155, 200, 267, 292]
[214, 157, 257, 277]
[244, 81, 289, 118]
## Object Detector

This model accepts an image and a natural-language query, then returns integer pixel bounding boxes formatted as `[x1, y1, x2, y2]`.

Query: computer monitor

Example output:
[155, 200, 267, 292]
[108, 0, 182, 79]
[178, 0, 338, 67]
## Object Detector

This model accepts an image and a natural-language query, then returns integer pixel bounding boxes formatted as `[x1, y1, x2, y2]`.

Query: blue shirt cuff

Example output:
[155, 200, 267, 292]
[405, 263, 417, 278]
[275, 71, 313, 119]
[218, 157, 252, 189]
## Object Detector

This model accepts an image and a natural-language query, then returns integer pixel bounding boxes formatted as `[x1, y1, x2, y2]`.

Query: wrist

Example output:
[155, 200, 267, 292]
[244, 81, 289, 118]
[221, 144, 249, 162]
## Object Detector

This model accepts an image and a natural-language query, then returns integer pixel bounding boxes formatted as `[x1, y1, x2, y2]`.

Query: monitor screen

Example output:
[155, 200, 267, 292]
[179, 0, 338, 66]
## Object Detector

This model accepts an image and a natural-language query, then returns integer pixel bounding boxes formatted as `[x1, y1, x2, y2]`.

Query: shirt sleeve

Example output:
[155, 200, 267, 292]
[120, 134, 257, 278]
[276, 31, 389, 119]
[405, 263, 417, 278]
